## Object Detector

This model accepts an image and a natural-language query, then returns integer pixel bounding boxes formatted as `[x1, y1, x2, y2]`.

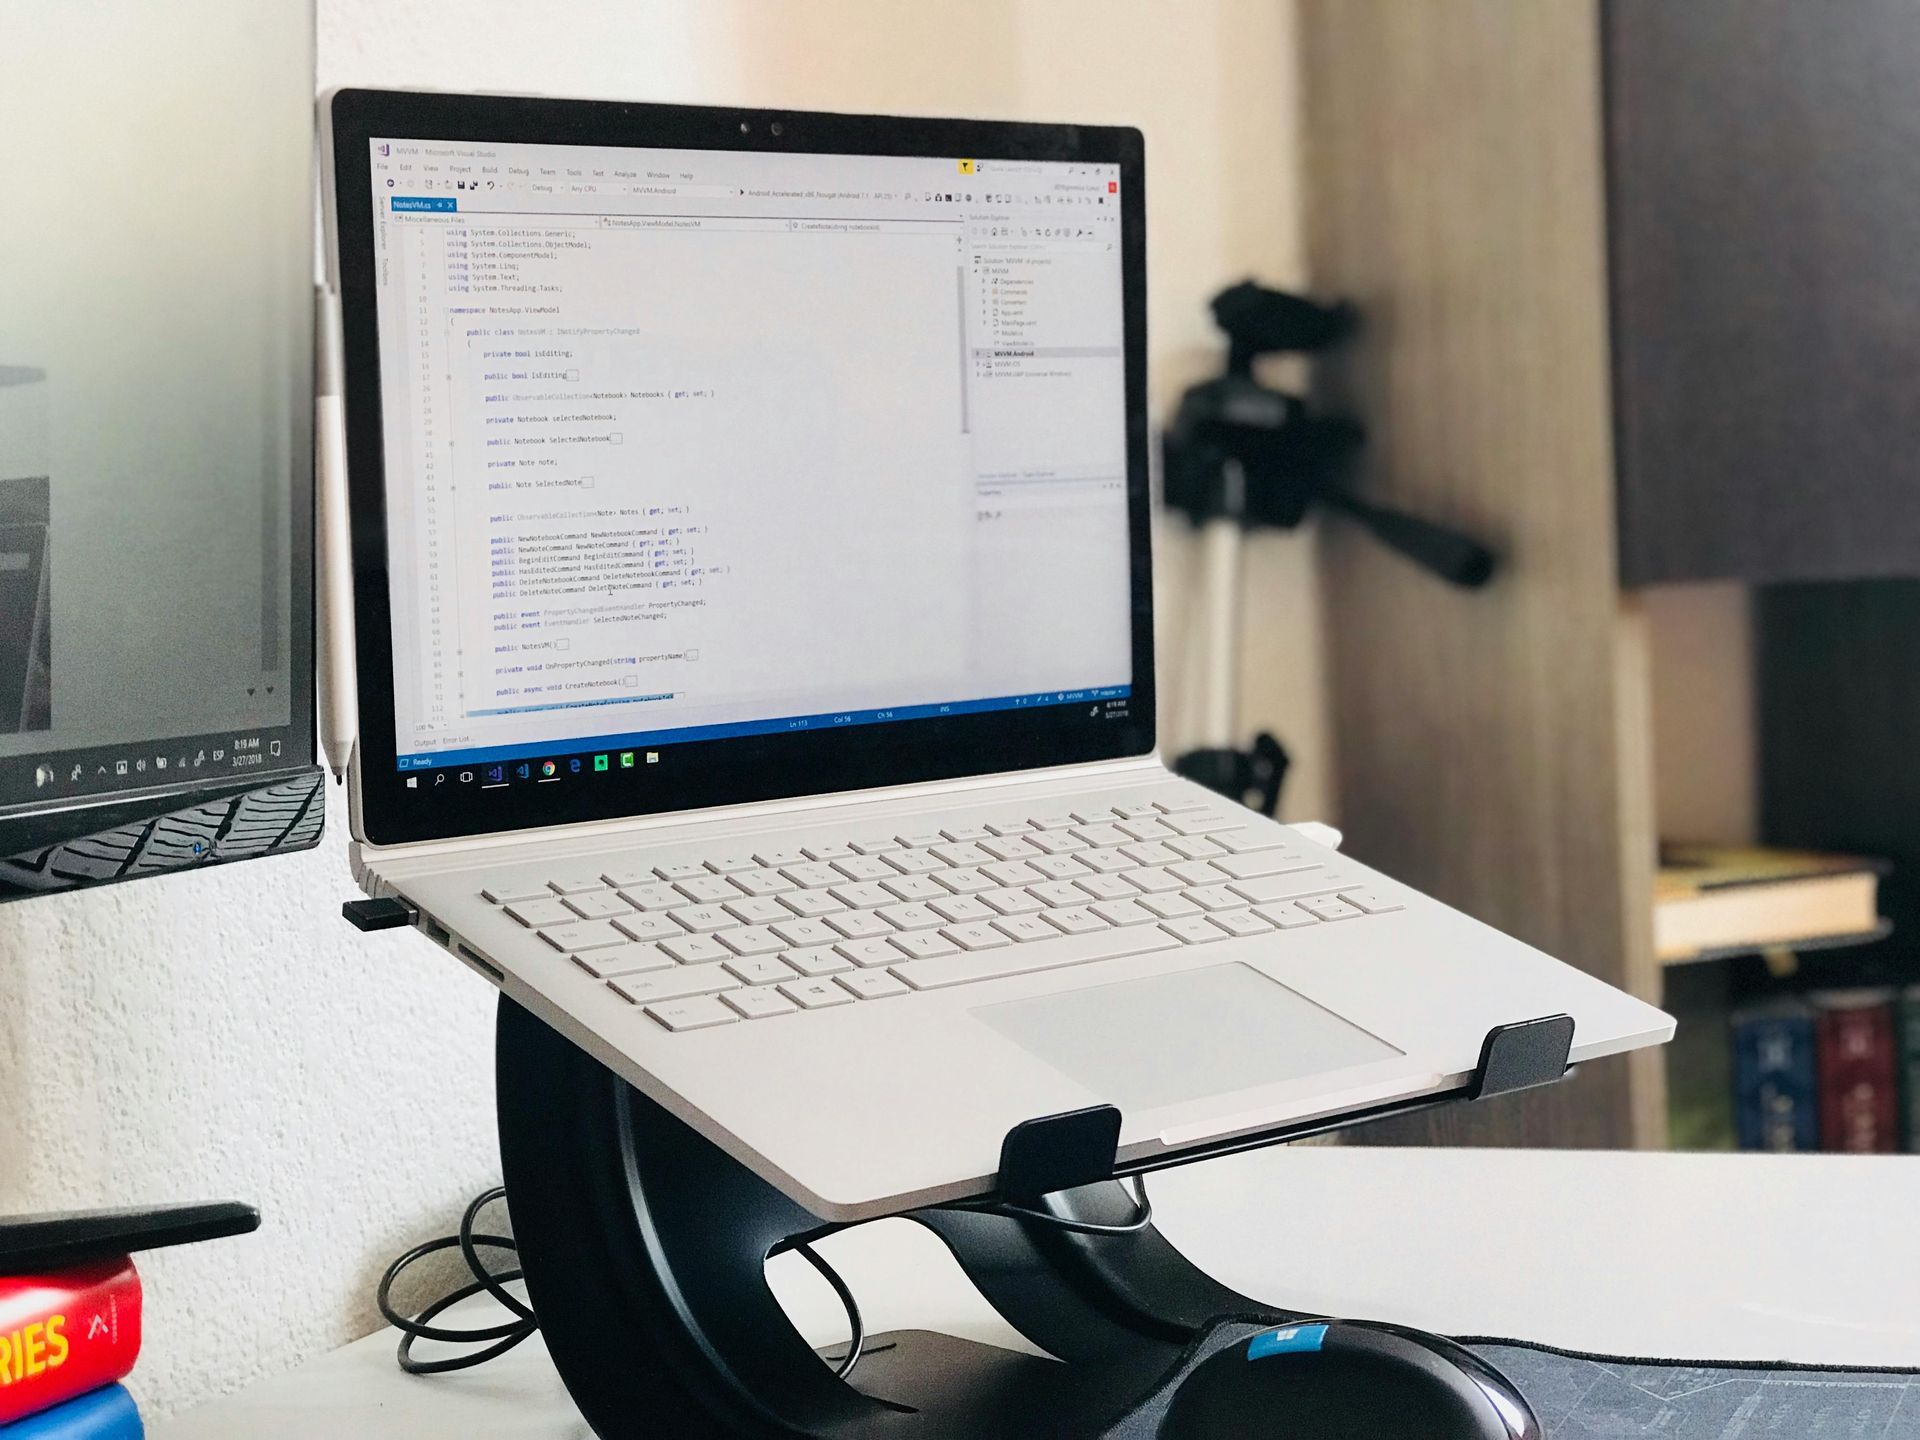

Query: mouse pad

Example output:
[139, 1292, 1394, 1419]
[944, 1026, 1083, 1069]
[1472, 1342, 1920, 1438]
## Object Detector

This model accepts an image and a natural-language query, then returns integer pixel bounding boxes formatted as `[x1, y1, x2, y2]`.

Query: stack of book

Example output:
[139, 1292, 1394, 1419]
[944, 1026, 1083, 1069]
[1731, 990, 1916, 1154]
[0, 1259, 142, 1438]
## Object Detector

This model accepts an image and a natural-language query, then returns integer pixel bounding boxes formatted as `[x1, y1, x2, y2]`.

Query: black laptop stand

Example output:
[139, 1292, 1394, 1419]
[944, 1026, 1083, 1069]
[492, 994, 1575, 1438]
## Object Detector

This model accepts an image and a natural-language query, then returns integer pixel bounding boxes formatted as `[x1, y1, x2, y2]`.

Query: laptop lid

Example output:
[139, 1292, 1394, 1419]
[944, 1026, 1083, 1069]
[326, 91, 1150, 848]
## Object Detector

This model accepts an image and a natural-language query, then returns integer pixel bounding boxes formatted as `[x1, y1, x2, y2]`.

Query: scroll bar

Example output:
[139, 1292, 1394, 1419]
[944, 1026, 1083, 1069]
[957, 266, 970, 435]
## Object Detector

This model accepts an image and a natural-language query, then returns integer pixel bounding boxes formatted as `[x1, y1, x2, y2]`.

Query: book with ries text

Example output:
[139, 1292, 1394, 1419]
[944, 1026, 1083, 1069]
[0, 1260, 140, 1426]
[0, 1385, 140, 1439]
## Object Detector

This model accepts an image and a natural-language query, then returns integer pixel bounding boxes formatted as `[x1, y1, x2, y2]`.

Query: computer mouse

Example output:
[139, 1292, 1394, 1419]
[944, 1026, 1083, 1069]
[1160, 1318, 1542, 1439]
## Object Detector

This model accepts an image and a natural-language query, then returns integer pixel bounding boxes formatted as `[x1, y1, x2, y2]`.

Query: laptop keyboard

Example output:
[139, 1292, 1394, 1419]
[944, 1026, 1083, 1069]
[476, 799, 1402, 1034]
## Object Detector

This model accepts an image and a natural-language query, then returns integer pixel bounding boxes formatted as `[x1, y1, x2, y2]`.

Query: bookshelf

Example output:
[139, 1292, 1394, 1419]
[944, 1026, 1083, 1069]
[1295, 0, 1920, 1150]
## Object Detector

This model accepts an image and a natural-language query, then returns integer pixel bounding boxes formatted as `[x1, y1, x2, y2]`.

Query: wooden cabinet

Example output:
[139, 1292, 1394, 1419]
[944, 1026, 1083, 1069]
[1297, 0, 1920, 1148]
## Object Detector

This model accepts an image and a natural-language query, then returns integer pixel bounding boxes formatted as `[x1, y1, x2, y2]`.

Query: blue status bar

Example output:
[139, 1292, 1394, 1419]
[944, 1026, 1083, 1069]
[391, 196, 457, 212]
[396, 686, 1131, 773]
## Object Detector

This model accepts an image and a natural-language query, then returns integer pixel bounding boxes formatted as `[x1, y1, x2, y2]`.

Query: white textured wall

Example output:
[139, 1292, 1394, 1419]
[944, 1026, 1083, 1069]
[0, 0, 1321, 1419]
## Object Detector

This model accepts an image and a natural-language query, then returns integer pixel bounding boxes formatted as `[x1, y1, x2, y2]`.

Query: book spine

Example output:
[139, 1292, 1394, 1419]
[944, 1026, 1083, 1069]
[0, 1261, 141, 1426]
[1732, 1011, 1818, 1151]
[0, 1384, 142, 1439]
[1816, 1001, 1899, 1153]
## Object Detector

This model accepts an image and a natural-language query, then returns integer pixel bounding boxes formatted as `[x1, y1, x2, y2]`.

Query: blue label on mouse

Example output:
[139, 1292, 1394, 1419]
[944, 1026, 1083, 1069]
[1247, 1323, 1329, 1360]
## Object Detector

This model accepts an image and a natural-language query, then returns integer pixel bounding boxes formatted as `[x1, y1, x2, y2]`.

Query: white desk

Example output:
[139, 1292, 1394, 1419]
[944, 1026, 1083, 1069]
[158, 1146, 1920, 1438]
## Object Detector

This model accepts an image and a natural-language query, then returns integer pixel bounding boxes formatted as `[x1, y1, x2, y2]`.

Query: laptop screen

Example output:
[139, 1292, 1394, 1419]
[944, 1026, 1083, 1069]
[366, 135, 1133, 790]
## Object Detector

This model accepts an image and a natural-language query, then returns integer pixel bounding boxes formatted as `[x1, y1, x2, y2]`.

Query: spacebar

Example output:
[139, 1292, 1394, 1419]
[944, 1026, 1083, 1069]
[892, 929, 1178, 991]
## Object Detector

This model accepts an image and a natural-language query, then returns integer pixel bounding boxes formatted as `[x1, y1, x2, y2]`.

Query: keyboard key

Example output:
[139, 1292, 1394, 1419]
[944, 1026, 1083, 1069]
[1169, 860, 1229, 886]
[613, 912, 685, 944]
[612, 965, 740, 1005]
[1139, 892, 1201, 919]
[884, 849, 944, 875]
[783, 945, 854, 977]
[599, 865, 662, 889]
[1155, 798, 1213, 815]
[1028, 832, 1087, 855]
[1042, 906, 1110, 935]
[1071, 823, 1129, 848]
[1121, 867, 1183, 895]
[1078, 849, 1134, 874]
[1186, 886, 1243, 912]
[980, 887, 1043, 916]
[780, 978, 856, 1010]
[547, 873, 609, 895]
[879, 874, 946, 902]
[981, 859, 1045, 886]
[1210, 828, 1289, 854]
[652, 862, 710, 883]
[931, 842, 993, 866]
[702, 853, 759, 875]
[942, 922, 1011, 951]
[724, 955, 800, 986]
[992, 914, 1057, 944]
[892, 930, 961, 960]
[733, 867, 796, 897]
[779, 890, 847, 918]
[1299, 895, 1365, 922]
[801, 842, 854, 860]
[571, 943, 677, 979]
[753, 848, 808, 868]
[505, 898, 574, 928]
[1073, 873, 1138, 902]
[1029, 881, 1087, 908]
[618, 883, 688, 911]
[1252, 902, 1320, 929]
[674, 874, 744, 905]
[1029, 854, 1092, 880]
[661, 934, 731, 965]
[1030, 813, 1079, 830]
[779, 862, 843, 889]
[1119, 841, 1181, 867]
[1071, 809, 1123, 825]
[980, 835, 1040, 861]
[538, 920, 629, 952]
[771, 917, 840, 946]
[984, 820, 1035, 836]
[825, 910, 894, 940]
[1159, 915, 1227, 945]
[564, 892, 633, 920]
[838, 970, 910, 1000]
[933, 868, 995, 895]
[1110, 803, 1162, 820]
[894, 926, 1175, 990]
[674, 905, 736, 933]
[644, 997, 738, 1033]
[1166, 835, 1228, 861]
[717, 925, 786, 957]
[849, 835, 901, 854]
[828, 881, 894, 910]
[1215, 851, 1315, 880]
[1115, 818, 1175, 842]
[1209, 908, 1274, 938]
[483, 881, 552, 904]
[836, 937, 904, 968]
[878, 902, 943, 931]
[830, 855, 896, 883]
[928, 894, 994, 924]
[723, 986, 799, 1019]
[939, 824, 991, 842]
[1227, 873, 1358, 906]
[895, 832, 944, 850]
[723, 896, 793, 925]
[1090, 899, 1156, 926]
[1165, 814, 1238, 836]
[1342, 889, 1405, 915]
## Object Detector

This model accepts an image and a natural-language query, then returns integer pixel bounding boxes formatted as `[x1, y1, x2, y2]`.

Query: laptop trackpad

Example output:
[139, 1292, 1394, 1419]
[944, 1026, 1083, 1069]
[972, 963, 1403, 1111]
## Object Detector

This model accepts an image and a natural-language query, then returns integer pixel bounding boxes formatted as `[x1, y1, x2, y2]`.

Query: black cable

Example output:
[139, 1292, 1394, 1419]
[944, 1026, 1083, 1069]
[944, 1174, 1154, 1236]
[379, 1186, 871, 1382]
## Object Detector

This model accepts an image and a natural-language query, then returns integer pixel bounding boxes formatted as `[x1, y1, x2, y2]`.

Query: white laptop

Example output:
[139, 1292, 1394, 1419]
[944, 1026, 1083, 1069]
[321, 89, 1672, 1223]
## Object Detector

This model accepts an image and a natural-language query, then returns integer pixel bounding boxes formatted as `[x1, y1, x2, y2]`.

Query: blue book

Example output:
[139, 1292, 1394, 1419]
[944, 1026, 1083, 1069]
[1732, 1003, 1819, 1151]
[0, 1386, 141, 1440]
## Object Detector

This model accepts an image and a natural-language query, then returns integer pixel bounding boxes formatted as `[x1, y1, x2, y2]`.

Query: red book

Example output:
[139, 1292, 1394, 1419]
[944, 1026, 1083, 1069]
[1815, 992, 1899, 1153]
[0, 1258, 141, 1424]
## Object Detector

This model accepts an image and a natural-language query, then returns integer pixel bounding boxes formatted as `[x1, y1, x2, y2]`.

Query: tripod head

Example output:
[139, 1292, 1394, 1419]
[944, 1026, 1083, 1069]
[1164, 282, 1495, 588]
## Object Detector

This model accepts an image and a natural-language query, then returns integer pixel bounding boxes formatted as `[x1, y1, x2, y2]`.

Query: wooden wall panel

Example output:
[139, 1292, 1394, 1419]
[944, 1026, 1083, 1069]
[1297, 0, 1662, 1148]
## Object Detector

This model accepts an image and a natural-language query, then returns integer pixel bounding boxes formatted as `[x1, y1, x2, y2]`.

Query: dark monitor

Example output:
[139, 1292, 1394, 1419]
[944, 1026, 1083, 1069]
[0, 1, 322, 896]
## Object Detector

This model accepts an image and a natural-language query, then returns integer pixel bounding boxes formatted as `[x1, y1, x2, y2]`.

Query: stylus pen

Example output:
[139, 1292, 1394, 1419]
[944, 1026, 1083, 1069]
[316, 284, 357, 783]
